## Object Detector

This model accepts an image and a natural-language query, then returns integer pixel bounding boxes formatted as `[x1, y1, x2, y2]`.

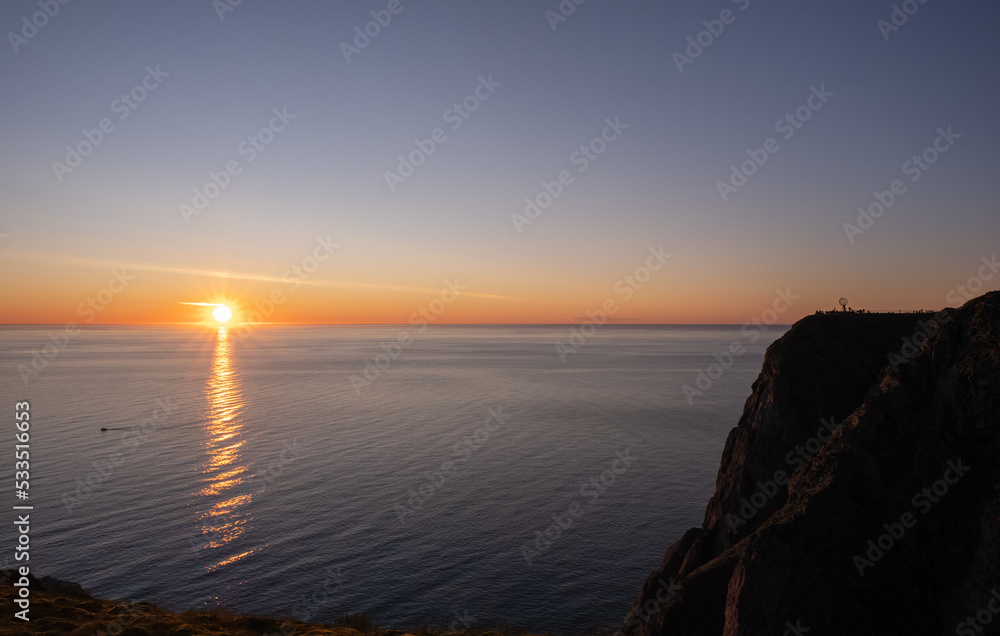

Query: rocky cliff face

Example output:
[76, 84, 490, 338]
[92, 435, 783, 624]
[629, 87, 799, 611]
[625, 293, 1000, 636]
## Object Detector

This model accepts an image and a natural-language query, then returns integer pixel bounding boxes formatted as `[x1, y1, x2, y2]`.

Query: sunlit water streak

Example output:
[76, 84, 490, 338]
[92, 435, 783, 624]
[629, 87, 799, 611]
[194, 327, 259, 573]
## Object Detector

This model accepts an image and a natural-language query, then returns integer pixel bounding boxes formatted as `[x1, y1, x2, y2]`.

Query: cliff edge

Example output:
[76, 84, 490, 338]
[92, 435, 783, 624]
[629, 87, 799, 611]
[625, 292, 1000, 636]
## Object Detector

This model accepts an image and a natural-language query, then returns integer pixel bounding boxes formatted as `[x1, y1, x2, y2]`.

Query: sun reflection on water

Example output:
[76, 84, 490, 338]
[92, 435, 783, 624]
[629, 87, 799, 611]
[194, 327, 256, 571]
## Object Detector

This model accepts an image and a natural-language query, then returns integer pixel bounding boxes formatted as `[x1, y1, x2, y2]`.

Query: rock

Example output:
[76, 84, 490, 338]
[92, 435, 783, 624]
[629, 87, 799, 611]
[1, 569, 91, 597]
[38, 575, 89, 597]
[625, 292, 1000, 635]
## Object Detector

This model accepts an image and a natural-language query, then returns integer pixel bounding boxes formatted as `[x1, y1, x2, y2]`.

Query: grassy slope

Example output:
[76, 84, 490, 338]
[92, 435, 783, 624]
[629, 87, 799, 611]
[0, 583, 555, 636]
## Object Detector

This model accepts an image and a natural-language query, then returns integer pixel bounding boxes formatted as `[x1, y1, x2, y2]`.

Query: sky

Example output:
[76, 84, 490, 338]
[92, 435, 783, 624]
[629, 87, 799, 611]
[0, 0, 998, 324]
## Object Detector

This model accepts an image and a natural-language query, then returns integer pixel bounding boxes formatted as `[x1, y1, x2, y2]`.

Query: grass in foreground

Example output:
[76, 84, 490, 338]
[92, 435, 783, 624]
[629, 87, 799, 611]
[0, 578, 574, 636]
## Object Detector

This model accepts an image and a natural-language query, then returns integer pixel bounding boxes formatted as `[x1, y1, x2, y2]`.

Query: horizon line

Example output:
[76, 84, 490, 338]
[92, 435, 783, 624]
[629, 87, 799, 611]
[0, 321, 797, 327]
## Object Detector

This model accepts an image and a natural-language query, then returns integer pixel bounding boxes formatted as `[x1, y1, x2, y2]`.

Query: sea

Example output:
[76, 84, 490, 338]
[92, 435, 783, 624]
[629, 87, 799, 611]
[0, 324, 786, 634]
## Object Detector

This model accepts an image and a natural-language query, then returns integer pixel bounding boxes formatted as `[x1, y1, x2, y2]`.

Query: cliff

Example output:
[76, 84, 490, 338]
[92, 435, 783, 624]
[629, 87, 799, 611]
[625, 293, 1000, 636]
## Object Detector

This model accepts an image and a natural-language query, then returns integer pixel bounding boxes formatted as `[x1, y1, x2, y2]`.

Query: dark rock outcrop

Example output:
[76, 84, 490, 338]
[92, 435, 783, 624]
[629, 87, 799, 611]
[626, 293, 1000, 636]
[0, 569, 88, 596]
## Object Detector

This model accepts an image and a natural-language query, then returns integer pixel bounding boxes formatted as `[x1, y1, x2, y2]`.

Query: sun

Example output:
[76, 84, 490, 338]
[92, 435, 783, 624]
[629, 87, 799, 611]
[212, 305, 233, 323]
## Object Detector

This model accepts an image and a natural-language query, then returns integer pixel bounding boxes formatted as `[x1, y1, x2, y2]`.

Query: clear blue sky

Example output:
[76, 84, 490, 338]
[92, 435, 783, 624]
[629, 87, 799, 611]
[1, 0, 998, 323]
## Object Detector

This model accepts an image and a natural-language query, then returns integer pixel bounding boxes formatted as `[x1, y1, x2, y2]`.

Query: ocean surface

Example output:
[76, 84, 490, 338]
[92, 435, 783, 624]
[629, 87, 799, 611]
[0, 324, 786, 634]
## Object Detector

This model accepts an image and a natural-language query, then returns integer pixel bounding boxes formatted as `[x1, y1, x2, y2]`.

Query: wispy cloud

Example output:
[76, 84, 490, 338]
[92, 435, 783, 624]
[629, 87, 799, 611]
[9, 250, 509, 300]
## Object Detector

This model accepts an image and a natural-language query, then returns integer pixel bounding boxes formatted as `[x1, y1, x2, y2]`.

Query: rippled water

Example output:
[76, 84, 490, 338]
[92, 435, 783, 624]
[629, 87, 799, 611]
[0, 324, 785, 633]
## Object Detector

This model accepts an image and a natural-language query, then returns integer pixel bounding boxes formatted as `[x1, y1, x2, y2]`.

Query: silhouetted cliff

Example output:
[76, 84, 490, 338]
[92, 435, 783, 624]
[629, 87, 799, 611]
[626, 293, 1000, 636]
